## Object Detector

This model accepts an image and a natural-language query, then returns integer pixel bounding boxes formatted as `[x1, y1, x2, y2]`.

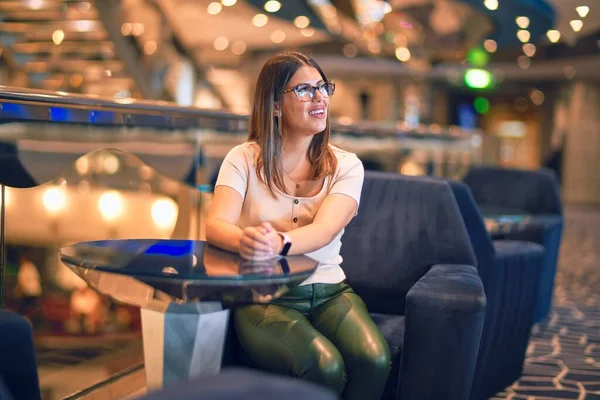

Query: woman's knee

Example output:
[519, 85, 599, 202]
[353, 338, 391, 377]
[301, 342, 346, 394]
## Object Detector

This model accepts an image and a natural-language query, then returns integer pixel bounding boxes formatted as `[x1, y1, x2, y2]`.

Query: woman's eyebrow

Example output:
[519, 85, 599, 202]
[294, 79, 325, 87]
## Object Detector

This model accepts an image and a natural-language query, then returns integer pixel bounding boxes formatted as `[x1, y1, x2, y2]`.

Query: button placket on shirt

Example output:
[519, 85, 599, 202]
[292, 198, 300, 226]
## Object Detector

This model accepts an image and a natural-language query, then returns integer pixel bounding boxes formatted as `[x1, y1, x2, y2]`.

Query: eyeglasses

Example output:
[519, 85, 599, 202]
[283, 81, 335, 102]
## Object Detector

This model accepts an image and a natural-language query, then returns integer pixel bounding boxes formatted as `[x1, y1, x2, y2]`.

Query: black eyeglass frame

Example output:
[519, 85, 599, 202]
[283, 81, 336, 102]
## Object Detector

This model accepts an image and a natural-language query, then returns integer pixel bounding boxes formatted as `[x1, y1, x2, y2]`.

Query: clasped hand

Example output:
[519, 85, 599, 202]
[239, 222, 283, 260]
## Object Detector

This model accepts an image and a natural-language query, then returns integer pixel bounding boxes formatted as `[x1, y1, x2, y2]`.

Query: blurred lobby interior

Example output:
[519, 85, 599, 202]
[0, 0, 599, 399]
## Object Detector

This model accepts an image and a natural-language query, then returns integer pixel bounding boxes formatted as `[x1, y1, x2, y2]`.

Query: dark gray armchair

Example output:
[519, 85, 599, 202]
[447, 180, 544, 399]
[463, 166, 563, 322]
[340, 171, 486, 400]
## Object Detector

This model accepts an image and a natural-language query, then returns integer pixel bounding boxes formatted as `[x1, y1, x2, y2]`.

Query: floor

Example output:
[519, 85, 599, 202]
[36, 335, 143, 400]
[493, 206, 600, 400]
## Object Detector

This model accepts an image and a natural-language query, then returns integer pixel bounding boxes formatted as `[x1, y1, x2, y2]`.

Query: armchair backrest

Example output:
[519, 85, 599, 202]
[340, 171, 476, 315]
[0, 311, 41, 400]
[463, 166, 562, 216]
[446, 180, 496, 289]
[0, 143, 38, 188]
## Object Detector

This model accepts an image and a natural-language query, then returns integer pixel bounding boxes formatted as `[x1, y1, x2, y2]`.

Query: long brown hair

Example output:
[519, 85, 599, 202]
[248, 52, 337, 197]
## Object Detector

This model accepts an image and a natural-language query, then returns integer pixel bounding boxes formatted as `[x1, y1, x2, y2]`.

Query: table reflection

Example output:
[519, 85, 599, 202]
[483, 214, 531, 238]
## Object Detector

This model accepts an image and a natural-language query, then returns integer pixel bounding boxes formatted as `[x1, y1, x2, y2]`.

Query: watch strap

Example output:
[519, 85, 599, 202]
[278, 232, 292, 256]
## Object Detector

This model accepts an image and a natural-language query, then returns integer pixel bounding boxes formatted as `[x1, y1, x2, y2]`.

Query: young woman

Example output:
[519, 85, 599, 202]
[206, 52, 390, 399]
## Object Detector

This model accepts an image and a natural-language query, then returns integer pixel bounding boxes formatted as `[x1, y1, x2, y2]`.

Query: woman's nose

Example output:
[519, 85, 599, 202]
[312, 88, 325, 102]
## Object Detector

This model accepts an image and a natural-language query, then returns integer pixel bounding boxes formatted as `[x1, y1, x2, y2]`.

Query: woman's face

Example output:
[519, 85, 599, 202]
[280, 65, 329, 138]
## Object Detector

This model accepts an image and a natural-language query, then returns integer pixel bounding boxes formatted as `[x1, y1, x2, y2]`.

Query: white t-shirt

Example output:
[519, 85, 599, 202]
[215, 141, 364, 285]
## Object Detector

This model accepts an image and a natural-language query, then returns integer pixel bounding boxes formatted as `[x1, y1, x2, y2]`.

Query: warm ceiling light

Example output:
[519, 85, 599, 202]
[516, 16, 530, 29]
[383, 1, 392, 14]
[294, 16, 310, 29]
[231, 41, 246, 55]
[121, 23, 133, 36]
[483, 39, 497, 53]
[530, 90, 545, 106]
[221, 0, 237, 6]
[264, 0, 281, 12]
[27, 0, 43, 9]
[368, 41, 381, 54]
[43, 187, 67, 214]
[484, 0, 498, 11]
[395, 47, 411, 62]
[252, 13, 268, 27]
[144, 41, 157, 55]
[570, 19, 583, 32]
[343, 44, 358, 58]
[301, 28, 315, 37]
[517, 55, 531, 69]
[564, 66, 576, 79]
[547, 29, 561, 43]
[523, 43, 536, 57]
[98, 191, 124, 222]
[52, 29, 65, 45]
[70, 74, 83, 87]
[213, 36, 229, 51]
[132, 23, 144, 36]
[151, 198, 178, 230]
[270, 30, 286, 43]
[74, 20, 94, 32]
[517, 30, 531, 42]
[207, 2, 222, 15]
[576, 6, 590, 18]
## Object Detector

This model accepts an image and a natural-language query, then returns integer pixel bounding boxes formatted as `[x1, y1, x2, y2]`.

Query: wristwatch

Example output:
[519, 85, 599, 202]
[277, 232, 292, 256]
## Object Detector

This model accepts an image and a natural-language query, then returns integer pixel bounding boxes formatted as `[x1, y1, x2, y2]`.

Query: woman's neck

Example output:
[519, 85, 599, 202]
[282, 134, 312, 161]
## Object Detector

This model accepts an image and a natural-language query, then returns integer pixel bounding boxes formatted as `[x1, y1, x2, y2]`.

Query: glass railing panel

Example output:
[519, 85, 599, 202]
[1, 130, 204, 399]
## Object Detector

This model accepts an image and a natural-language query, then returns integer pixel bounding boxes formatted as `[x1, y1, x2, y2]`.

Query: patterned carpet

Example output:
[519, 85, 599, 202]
[493, 206, 600, 400]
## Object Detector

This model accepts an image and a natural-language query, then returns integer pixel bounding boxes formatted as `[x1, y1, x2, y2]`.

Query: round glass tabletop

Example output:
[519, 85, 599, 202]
[60, 239, 319, 309]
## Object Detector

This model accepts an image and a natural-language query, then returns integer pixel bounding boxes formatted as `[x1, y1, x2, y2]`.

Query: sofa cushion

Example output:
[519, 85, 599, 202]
[371, 313, 405, 399]
[371, 313, 405, 359]
[141, 367, 337, 400]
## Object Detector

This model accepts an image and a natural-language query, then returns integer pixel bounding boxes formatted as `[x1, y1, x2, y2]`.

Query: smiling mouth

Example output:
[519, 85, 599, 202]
[309, 109, 325, 116]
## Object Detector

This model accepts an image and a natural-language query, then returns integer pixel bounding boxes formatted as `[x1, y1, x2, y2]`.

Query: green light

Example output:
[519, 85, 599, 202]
[474, 97, 490, 114]
[467, 47, 489, 67]
[464, 69, 493, 89]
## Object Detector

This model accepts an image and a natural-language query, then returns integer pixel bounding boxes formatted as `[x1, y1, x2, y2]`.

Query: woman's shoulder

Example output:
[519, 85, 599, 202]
[226, 141, 259, 160]
[328, 144, 362, 169]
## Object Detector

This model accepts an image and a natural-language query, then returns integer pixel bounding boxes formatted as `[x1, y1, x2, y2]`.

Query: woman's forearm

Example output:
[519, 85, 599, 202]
[205, 218, 243, 253]
[285, 222, 337, 255]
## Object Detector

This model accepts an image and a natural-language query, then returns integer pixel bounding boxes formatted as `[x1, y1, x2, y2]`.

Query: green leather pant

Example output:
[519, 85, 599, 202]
[234, 283, 391, 399]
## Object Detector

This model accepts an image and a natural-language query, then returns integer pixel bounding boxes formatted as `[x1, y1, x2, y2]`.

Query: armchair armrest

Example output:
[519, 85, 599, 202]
[399, 264, 486, 400]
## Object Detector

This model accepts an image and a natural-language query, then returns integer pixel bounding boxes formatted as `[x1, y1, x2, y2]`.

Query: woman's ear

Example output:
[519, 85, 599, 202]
[273, 102, 282, 117]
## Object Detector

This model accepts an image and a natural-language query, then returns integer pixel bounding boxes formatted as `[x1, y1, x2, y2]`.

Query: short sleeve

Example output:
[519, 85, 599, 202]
[214, 144, 250, 199]
[329, 152, 364, 212]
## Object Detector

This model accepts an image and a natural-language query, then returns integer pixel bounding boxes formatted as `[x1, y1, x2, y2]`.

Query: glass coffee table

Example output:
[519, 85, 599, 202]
[60, 239, 318, 390]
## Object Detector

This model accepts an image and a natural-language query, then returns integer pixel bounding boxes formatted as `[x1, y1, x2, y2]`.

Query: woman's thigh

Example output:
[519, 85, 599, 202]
[234, 304, 346, 394]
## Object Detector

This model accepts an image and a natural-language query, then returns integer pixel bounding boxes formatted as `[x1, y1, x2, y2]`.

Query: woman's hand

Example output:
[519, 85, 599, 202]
[258, 222, 284, 255]
[239, 223, 281, 261]
[238, 222, 284, 260]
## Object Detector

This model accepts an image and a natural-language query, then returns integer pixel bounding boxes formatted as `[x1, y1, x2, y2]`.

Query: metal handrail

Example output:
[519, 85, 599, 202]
[0, 85, 479, 140]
